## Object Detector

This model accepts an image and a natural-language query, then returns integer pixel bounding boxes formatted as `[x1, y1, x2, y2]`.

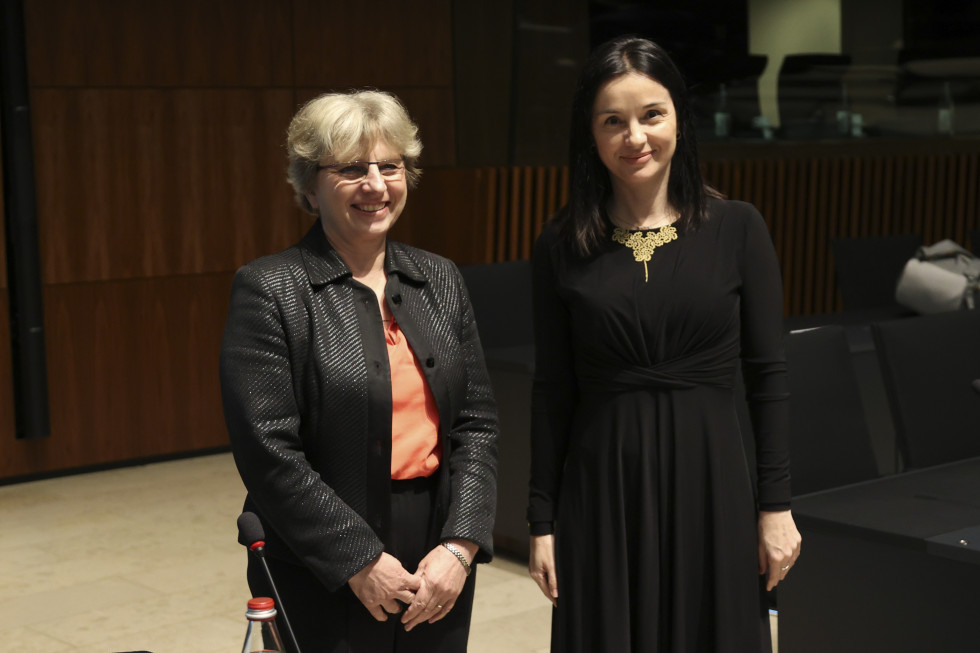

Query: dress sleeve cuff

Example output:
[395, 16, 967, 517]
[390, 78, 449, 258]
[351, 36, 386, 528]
[529, 521, 554, 536]
[759, 501, 791, 512]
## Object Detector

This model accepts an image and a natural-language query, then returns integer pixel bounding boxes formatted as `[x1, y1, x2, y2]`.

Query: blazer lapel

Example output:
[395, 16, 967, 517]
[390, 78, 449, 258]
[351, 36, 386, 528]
[298, 221, 351, 286]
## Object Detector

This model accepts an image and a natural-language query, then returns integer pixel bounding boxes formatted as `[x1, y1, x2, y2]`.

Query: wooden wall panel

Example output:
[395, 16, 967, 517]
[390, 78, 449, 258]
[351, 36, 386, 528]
[24, 0, 293, 87]
[701, 146, 980, 315]
[292, 0, 452, 88]
[293, 87, 457, 168]
[452, 1, 515, 166]
[474, 141, 980, 316]
[482, 166, 567, 261]
[31, 88, 299, 284]
[390, 168, 491, 266]
[3, 0, 467, 480]
[0, 274, 232, 481]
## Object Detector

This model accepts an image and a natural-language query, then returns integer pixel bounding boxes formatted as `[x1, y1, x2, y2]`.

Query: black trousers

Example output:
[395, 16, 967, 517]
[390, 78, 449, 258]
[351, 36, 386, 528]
[247, 477, 477, 653]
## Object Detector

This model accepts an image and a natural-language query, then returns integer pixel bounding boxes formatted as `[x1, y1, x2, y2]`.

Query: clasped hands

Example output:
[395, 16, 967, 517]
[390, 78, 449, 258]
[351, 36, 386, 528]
[348, 540, 475, 632]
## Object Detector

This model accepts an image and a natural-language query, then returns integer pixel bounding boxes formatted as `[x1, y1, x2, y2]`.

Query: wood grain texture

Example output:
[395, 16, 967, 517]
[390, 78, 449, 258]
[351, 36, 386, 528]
[0, 274, 233, 480]
[24, 0, 293, 87]
[389, 167, 490, 266]
[31, 88, 300, 283]
[3, 0, 472, 476]
[292, 0, 452, 88]
[475, 140, 980, 316]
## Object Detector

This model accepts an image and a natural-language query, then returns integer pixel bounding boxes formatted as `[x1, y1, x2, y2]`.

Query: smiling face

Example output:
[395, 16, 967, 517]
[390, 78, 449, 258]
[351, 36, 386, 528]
[305, 140, 408, 248]
[591, 72, 678, 194]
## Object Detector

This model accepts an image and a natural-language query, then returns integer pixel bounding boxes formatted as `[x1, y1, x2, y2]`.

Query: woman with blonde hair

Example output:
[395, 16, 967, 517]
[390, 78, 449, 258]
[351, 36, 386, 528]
[222, 89, 498, 652]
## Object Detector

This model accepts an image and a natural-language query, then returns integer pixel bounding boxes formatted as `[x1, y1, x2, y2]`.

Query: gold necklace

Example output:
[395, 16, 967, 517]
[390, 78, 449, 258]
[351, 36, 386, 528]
[611, 224, 678, 282]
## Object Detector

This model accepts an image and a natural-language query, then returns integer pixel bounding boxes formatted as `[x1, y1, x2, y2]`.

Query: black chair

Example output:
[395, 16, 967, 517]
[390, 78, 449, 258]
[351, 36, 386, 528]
[458, 259, 533, 351]
[785, 326, 880, 494]
[830, 234, 923, 312]
[736, 325, 879, 497]
[777, 53, 851, 139]
[872, 310, 980, 469]
[459, 260, 535, 557]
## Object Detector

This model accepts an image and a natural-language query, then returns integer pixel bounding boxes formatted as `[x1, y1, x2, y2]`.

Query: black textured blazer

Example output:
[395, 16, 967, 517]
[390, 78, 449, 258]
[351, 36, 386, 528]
[220, 222, 499, 591]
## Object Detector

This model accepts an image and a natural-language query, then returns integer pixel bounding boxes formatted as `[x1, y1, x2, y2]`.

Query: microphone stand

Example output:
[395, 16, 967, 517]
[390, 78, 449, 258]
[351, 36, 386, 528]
[246, 539, 303, 653]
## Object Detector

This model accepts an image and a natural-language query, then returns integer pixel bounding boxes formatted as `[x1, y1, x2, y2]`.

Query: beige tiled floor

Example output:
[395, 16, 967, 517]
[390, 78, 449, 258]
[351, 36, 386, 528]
[0, 453, 552, 652]
[0, 453, 775, 652]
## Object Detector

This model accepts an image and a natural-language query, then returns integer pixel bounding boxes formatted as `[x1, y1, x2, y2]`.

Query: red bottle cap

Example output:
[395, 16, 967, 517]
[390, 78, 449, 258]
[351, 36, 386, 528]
[248, 597, 275, 611]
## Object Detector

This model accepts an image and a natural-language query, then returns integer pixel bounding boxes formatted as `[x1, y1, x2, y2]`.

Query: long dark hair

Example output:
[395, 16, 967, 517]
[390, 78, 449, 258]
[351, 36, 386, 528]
[558, 35, 717, 256]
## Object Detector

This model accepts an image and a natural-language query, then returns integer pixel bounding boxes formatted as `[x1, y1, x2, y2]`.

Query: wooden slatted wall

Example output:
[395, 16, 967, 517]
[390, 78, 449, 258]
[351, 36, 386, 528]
[483, 166, 569, 261]
[704, 149, 980, 315]
[481, 144, 980, 316]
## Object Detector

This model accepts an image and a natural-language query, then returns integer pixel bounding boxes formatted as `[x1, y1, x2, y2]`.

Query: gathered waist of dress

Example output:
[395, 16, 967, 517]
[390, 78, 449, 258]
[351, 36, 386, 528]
[575, 344, 738, 395]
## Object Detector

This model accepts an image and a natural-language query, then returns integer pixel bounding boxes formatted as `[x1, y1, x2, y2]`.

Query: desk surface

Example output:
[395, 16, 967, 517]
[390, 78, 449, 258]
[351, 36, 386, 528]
[793, 457, 980, 555]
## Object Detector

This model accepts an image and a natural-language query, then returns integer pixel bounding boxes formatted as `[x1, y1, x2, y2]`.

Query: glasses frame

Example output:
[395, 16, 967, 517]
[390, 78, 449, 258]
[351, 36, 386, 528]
[316, 158, 406, 182]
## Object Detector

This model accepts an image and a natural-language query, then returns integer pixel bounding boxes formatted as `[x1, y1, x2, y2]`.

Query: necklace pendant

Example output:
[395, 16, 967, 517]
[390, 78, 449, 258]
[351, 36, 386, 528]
[611, 224, 678, 283]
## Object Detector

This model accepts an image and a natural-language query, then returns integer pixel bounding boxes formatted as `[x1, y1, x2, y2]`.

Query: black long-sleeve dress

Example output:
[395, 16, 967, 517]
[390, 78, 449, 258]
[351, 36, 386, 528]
[528, 198, 791, 653]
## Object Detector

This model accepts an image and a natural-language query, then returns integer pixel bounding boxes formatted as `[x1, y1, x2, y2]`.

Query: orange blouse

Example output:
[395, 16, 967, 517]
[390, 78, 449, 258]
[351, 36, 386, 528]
[385, 319, 442, 479]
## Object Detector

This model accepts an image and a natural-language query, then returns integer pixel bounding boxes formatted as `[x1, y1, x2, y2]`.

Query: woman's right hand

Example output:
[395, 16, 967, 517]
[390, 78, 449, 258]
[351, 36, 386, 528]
[348, 552, 421, 621]
[528, 534, 559, 606]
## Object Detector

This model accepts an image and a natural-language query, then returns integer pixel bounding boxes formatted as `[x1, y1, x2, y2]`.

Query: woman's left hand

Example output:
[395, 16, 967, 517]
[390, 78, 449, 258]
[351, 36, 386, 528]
[758, 510, 802, 591]
[401, 539, 477, 631]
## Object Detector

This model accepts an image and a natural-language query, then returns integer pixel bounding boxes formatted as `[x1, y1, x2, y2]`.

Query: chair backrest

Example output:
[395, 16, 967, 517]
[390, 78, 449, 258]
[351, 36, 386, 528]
[830, 234, 923, 311]
[785, 326, 880, 494]
[458, 259, 533, 351]
[736, 325, 879, 496]
[872, 310, 980, 468]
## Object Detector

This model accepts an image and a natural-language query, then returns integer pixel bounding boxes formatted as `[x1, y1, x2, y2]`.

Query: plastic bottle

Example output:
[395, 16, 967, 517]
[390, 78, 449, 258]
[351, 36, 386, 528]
[714, 83, 731, 138]
[938, 81, 955, 135]
[242, 597, 286, 653]
[836, 81, 851, 137]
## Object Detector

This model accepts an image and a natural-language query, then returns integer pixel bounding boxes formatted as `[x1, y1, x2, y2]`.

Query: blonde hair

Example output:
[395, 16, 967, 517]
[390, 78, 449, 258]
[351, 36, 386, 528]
[286, 90, 423, 214]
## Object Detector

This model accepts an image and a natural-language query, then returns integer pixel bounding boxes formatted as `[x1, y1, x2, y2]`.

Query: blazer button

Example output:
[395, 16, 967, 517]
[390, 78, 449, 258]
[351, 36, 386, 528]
[392, 294, 402, 305]
[425, 357, 435, 368]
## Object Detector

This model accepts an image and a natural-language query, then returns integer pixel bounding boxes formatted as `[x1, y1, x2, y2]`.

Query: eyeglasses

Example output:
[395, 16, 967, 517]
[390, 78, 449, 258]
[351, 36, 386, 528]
[317, 159, 406, 182]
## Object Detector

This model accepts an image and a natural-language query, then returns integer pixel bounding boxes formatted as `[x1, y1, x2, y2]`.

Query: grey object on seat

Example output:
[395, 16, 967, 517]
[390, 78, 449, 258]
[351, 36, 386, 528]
[872, 310, 980, 468]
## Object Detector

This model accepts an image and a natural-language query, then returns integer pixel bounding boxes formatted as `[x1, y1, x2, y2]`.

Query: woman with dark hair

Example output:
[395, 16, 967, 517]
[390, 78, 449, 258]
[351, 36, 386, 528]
[527, 36, 801, 652]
